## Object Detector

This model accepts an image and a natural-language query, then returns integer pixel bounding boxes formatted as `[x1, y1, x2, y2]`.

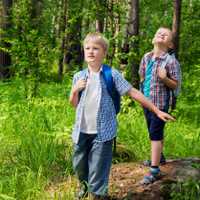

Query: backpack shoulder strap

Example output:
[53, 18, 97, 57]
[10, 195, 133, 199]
[102, 64, 120, 114]
[78, 68, 88, 100]
[160, 53, 171, 69]
[160, 53, 181, 96]
[102, 64, 114, 95]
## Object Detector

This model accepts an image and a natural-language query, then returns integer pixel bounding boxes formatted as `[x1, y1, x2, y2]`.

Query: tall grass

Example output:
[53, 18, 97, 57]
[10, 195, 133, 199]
[0, 78, 74, 199]
[117, 96, 200, 161]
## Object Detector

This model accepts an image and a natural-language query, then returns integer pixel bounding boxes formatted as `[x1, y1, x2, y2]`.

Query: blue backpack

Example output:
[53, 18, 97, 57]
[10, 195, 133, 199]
[102, 64, 121, 114]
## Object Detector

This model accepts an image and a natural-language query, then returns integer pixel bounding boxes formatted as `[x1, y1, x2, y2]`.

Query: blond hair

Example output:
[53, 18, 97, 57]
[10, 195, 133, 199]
[83, 32, 109, 53]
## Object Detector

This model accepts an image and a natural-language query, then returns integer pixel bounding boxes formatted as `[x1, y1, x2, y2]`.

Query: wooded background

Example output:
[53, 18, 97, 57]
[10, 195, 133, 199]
[1, 1, 199, 92]
[0, 1, 200, 199]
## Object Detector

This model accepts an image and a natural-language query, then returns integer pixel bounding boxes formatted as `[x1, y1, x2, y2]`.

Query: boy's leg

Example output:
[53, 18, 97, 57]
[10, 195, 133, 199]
[143, 108, 166, 166]
[151, 140, 162, 166]
[88, 139, 113, 197]
[141, 110, 166, 184]
[149, 110, 166, 167]
[73, 133, 97, 198]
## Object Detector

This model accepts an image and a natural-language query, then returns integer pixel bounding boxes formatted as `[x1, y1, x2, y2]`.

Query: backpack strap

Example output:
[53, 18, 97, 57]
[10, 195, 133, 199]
[102, 64, 120, 155]
[102, 64, 121, 114]
[102, 64, 114, 96]
[160, 53, 181, 96]
[78, 69, 88, 101]
[160, 53, 181, 110]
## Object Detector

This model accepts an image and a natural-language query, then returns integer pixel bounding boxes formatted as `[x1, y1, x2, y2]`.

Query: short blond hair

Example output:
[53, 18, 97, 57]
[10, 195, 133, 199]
[83, 32, 109, 53]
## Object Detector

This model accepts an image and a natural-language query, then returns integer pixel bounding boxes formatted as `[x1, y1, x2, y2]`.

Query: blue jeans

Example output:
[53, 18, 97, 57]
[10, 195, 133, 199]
[73, 132, 113, 196]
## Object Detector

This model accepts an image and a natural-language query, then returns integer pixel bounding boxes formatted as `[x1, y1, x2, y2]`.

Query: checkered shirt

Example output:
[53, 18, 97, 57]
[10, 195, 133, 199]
[71, 67, 132, 144]
[139, 51, 180, 110]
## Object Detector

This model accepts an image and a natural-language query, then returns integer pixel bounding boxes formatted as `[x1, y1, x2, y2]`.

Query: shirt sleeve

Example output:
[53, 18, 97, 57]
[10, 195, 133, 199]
[72, 74, 78, 86]
[72, 71, 83, 86]
[112, 68, 132, 96]
[166, 56, 180, 81]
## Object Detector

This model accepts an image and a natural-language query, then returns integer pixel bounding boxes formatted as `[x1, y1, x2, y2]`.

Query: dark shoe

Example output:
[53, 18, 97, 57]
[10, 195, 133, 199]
[143, 153, 166, 166]
[140, 167, 164, 185]
[89, 193, 111, 200]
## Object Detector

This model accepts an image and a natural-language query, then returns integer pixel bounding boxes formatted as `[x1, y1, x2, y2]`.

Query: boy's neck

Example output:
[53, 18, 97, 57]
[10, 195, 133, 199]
[88, 63, 102, 72]
[153, 45, 168, 58]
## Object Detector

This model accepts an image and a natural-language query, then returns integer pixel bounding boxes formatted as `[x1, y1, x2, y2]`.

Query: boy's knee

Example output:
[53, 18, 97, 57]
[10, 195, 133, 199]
[149, 132, 164, 141]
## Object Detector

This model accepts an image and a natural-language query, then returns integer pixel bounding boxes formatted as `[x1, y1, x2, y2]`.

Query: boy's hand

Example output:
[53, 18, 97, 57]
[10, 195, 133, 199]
[158, 67, 167, 80]
[73, 79, 87, 93]
[156, 110, 175, 122]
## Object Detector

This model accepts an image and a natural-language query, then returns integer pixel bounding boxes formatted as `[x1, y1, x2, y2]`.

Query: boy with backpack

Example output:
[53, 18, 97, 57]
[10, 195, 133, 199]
[69, 32, 174, 199]
[139, 27, 181, 184]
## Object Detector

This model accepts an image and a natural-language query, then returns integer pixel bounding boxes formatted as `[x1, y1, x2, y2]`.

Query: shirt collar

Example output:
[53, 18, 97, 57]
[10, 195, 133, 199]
[148, 51, 169, 61]
[85, 65, 103, 77]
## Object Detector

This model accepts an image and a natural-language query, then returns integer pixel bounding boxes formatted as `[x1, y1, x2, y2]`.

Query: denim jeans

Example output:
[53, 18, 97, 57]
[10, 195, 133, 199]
[73, 132, 113, 196]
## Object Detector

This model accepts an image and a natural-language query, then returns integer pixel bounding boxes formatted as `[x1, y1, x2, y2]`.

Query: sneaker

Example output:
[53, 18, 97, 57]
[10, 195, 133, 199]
[89, 194, 111, 200]
[140, 167, 163, 185]
[143, 153, 166, 166]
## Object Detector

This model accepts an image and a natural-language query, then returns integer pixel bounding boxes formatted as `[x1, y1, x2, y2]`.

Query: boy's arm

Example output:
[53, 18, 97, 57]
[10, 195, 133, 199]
[158, 68, 178, 89]
[69, 79, 87, 108]
[158, 56, 180, 90]
[69, 88, 79, 108]
[127, 88, 175, 122]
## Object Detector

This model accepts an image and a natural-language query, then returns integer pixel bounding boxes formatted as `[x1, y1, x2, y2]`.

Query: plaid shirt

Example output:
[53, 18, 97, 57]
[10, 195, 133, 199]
[139, 51, 180, 110]
[71, 67, 132, 144]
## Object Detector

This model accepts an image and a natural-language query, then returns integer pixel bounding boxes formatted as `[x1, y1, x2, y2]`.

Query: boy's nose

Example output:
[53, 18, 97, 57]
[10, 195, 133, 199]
[88, 49, 93, 53]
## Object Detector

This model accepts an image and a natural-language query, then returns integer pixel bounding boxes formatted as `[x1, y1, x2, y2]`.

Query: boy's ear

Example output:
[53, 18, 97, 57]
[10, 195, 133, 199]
[103, 51, 107, 58]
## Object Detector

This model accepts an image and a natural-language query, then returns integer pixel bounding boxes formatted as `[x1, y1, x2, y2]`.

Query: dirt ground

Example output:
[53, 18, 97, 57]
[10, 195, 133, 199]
[46, 158, 200, 200]
[109, 158, 200, 200]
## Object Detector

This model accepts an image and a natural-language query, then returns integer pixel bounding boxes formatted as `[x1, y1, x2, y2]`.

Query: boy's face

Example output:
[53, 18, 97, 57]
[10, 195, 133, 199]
[152, 28, 173, 49]
[84, 41, 106, 65]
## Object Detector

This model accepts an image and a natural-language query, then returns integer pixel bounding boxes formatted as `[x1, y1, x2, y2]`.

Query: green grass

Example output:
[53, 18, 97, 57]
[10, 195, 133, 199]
[0, 78, 74, 199]
[117, 96, 200, 161]
[0, 78, 199, 199]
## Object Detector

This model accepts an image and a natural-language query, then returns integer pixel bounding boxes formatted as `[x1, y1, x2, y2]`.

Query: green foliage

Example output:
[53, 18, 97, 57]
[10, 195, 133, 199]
[0, 79, 74, 199]
[1, 0, 200, 199]
[170, 180, 200, 200]
[10, 0, 60, 97]
[117, 97, 200, 161]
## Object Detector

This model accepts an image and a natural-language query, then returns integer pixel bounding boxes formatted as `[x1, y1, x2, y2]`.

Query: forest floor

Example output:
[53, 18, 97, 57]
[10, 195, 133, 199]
[46, 158, 200, 200]
[109, 158, 200, 199]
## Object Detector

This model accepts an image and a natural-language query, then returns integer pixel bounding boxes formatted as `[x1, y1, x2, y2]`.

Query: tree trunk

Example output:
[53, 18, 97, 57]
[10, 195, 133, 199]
[64, 0, 83, 71]
[126, 0, 139, 88]
[58, 0, 67, 81]
[0, 0, 12, 78]
[96, 0, 107, 33]
[172, 0, 182, 58]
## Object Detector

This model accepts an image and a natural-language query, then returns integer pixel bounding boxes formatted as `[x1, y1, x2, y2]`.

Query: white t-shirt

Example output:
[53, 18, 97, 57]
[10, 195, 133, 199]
[80, 71, 101, 134]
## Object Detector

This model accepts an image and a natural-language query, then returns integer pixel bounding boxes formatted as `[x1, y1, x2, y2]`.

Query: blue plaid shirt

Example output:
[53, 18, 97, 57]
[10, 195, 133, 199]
[71, 67, 132, 144]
